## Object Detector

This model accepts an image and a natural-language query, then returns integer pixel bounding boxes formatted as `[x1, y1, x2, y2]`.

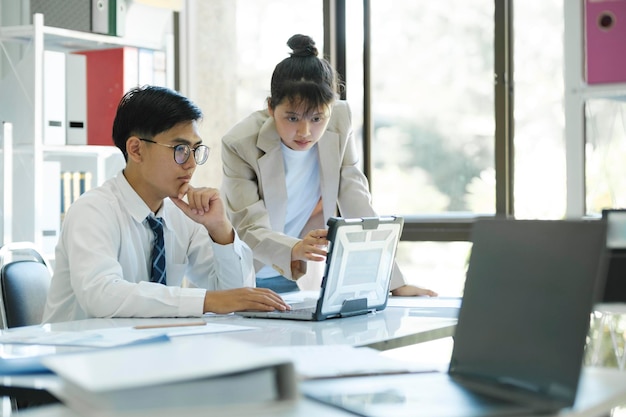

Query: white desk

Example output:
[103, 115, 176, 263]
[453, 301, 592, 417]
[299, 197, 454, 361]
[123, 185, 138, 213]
[0, 303, 456, 411]
[4, 301, 626, 417]
[31, 306, 457, 351]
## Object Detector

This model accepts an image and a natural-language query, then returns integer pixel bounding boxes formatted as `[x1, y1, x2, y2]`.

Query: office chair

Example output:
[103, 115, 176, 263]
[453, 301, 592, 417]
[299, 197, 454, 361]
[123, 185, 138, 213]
[0, 242, 52, 329]
[0, 243, 59, 410]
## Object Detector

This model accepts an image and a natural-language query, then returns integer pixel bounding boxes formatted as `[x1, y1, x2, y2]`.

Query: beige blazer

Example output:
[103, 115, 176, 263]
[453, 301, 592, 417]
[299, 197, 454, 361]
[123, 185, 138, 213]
[221, 101, 406, 290]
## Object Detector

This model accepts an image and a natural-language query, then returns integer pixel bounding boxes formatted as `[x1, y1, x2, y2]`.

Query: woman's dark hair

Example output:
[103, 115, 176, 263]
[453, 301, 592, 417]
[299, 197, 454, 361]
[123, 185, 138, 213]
[268, 34, 341, 114]
[112, 85, 203, 160]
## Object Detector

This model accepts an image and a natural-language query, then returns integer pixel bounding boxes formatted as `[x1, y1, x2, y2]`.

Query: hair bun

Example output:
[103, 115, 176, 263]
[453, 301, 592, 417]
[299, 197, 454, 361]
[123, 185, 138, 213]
[287, 34, 318, 58]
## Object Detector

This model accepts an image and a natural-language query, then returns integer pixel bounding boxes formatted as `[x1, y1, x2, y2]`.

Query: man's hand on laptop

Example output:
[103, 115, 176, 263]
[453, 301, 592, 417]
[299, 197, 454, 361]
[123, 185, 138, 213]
[391, 285, 438, 297]
[203, 288, 292, 314]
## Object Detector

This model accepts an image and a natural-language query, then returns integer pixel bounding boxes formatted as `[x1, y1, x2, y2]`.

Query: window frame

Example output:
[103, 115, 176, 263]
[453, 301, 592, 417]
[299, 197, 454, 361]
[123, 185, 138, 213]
[323, 0, 514, 242]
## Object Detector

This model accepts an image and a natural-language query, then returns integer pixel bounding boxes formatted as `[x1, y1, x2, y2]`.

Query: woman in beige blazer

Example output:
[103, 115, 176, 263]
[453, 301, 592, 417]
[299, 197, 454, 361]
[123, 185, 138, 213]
[221, 34, 436, 297]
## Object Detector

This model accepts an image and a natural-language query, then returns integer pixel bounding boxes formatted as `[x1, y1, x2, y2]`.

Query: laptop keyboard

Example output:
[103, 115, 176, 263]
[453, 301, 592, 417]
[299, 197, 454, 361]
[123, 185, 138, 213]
[267, 306, 316, 319]
[284, 306, 316, 315]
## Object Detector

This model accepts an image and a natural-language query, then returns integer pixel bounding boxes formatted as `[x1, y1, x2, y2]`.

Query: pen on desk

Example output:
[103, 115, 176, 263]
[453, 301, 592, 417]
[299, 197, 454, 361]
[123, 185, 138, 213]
[133, 321, 207, 330]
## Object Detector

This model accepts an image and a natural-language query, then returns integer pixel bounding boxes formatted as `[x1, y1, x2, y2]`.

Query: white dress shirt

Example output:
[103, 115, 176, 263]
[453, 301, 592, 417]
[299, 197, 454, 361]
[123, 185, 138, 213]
[43, 171, 255, 323]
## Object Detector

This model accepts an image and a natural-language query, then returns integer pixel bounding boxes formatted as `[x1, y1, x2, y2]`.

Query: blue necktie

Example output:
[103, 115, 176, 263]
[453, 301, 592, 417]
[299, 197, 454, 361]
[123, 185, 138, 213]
[147, 216, 166, 285]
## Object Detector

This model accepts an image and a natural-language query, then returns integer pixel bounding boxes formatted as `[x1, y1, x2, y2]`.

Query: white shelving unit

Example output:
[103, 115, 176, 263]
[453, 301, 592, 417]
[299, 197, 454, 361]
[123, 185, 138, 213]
[0, 13, 169, 256]
[1, 122, 13, 245]
[564, 1, 626, 218]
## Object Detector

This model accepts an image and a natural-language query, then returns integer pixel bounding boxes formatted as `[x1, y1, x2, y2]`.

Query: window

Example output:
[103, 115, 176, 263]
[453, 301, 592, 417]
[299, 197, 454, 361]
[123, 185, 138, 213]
[347, 1, 496, 217]
[513, 0, 565, 219]
[585, 99, 626, 213]
[178, 0, 323, 187]
[343, 1, 495, 296]
[396, 241, 471, 297]
[234, 0, 324, 121]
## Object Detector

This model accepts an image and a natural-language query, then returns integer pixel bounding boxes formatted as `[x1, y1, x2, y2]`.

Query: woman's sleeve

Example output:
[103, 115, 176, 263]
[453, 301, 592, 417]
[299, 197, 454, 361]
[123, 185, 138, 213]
[221, 135, 302, 280]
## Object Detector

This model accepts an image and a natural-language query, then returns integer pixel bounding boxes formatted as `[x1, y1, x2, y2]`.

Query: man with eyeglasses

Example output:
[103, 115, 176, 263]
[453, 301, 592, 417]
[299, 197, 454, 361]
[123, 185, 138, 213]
[43, 86, 290, 323]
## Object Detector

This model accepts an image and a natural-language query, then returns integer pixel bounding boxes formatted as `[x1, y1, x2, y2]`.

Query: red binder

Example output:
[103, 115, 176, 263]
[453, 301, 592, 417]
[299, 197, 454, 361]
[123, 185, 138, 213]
[76, 47, 138, 146]
[584, 0, 626, 84]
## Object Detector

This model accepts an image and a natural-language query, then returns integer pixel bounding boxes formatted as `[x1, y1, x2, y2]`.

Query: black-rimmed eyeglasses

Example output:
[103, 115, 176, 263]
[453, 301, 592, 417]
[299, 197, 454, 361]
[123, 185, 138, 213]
[139, 138, 210, 165]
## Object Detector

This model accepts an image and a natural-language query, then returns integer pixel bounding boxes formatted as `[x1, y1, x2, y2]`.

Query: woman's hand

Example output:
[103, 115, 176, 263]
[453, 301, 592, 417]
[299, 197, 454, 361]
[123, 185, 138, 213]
[292, 228, 328, 262]
[390, 285, 438, 297]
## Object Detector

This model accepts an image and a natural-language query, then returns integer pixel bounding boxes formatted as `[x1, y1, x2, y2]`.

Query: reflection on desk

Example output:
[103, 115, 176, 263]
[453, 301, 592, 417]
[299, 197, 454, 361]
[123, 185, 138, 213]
[21, 307, 456, 352]
[0, 306, 456, 382]
[0, 306, 456, 416]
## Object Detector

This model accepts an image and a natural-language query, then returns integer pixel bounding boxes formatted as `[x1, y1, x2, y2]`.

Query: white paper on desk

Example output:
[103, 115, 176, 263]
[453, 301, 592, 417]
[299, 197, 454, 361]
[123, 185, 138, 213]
[0, 327, 169, 348]
[262, 345, 436, 380]
[0, 330, 164, 376]
[0, 323, 256, 376]
[0, 323, 255, 349]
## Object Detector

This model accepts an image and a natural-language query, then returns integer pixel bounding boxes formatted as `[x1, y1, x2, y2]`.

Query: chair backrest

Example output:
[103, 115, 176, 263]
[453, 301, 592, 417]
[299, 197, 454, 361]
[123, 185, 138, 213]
[0, 242, 52, 328]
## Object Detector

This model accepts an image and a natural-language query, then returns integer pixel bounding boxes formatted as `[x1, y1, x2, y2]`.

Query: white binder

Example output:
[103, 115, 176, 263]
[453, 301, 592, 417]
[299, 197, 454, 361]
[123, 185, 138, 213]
[43, 51, 65, 145]
[91, 0, 127, 36]
[42, 161, 61, 255]
[66, 53, 87, 145]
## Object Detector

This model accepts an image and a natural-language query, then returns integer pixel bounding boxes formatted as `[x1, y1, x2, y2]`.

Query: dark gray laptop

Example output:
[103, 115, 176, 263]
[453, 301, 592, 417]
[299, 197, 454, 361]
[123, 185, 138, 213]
[302, 218, 608, 417]
[237, 216, 403, 321]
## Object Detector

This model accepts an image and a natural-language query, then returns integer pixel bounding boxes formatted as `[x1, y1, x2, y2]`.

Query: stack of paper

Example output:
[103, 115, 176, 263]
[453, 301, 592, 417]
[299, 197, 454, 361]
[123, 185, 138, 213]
[42, 337, 298, 416]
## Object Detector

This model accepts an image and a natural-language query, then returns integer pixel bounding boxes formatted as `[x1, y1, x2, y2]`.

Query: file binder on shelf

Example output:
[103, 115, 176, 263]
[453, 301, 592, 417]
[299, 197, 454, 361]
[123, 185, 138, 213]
[584, 0, 626, 84]
[60, 171, 73, 223]
[66, 54, 88, 146]
[76, 47, 139, 146]
[43, 51, 66, 145]
[60, 171, 93, 224]
[71, 172, 82, 206]
[138, 48, 153, 86]
[42, 162, 61, 255]
[153, 50, 167, 86]
[91, 0, 128, 36]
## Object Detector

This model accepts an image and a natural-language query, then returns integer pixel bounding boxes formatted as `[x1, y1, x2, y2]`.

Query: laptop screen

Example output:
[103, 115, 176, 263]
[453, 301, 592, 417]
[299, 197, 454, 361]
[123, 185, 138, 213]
[604, 209, 626, 249]
[600, 209, 626, 304]
[449, 219, 607, 405]
[319, 217, 402, 317]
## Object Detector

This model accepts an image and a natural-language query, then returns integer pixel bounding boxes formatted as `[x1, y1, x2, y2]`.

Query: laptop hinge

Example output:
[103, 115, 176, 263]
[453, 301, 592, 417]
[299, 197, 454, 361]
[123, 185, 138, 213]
[339, 298, 369, 317]
[361, 217, 380, 230]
